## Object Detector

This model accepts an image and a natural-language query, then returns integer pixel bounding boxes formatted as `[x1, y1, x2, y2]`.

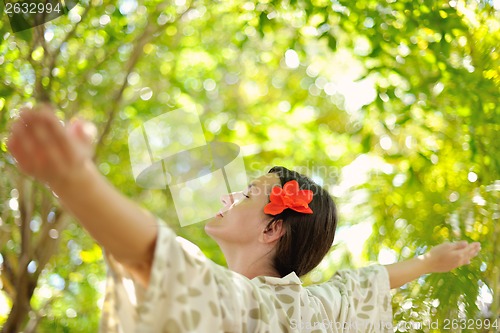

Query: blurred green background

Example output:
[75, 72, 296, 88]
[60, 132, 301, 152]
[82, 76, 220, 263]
[0, 0, 499, 332]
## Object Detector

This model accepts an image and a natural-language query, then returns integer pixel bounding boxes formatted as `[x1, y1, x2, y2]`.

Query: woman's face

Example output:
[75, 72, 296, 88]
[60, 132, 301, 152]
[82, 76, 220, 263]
[204, 172, 281, 246]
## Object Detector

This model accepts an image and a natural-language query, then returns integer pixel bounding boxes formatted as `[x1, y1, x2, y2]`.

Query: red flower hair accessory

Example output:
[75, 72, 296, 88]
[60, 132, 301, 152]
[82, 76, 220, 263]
[264, 180, 313, 215]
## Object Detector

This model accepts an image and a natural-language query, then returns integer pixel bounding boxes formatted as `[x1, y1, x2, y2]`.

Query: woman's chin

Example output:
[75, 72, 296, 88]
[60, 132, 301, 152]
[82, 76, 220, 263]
[204, 217, 221, 235]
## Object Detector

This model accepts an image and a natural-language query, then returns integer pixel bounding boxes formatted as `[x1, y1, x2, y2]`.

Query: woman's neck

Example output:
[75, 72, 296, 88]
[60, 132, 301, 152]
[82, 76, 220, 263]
[220, 243, 280, 279]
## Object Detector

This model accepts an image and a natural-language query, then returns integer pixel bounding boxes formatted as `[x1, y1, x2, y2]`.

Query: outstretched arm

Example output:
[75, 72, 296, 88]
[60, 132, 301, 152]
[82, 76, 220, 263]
[385, 241, 481, 289]
[7, 105, 158, 287]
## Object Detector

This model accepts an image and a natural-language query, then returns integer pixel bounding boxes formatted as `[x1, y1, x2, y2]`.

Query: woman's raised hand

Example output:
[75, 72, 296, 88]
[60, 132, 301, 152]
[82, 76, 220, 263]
[422, 241, 481, 273]
[7, 104, 97, 189]
[385, 241, 481, 289]
[8, 105, 158, 284]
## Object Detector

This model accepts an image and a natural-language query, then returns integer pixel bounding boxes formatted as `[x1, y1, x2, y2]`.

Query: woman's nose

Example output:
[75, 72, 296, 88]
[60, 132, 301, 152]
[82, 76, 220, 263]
[220, 193, 235, 206]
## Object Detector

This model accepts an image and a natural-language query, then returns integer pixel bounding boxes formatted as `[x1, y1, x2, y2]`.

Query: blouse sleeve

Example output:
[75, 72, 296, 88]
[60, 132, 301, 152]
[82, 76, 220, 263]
[306, 265, 393, 332]
[99, 218, 286, 333]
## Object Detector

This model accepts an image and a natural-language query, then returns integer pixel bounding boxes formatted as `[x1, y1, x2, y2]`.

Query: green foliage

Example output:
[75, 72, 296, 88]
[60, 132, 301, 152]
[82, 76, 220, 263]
[0, 0, 498, 331]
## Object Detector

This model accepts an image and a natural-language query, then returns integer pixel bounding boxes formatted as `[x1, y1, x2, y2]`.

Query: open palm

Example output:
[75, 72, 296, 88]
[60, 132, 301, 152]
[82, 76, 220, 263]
[7, 104, 97, 187]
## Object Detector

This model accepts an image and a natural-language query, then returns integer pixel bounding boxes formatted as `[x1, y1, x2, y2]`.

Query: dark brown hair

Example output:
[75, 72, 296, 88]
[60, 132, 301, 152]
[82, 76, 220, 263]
[266, 166, 337, 277]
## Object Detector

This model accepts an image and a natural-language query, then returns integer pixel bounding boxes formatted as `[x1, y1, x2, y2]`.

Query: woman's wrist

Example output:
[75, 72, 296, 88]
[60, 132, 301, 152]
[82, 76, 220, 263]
[48, 159, 99, 198]
[417, 253, 435, 275]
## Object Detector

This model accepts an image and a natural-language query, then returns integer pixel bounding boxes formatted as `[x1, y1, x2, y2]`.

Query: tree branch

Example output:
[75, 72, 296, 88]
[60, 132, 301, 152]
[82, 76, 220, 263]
[47, 5, 93, 83]
[0, 252, 16, 298]
[34, 205, 70, 272]
[94, 29, 162, 158]
[94, 2, 188, 159]
[23, 296, 56, 333]
[18, 176, 34, 260]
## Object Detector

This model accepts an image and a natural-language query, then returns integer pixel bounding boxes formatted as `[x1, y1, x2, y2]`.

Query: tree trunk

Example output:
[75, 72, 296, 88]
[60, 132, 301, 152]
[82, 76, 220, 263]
[1, 256, 37, 333]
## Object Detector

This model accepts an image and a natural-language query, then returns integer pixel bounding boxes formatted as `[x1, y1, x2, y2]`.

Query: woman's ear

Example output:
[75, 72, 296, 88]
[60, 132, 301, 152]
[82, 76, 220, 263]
[261, 219, 285, 244]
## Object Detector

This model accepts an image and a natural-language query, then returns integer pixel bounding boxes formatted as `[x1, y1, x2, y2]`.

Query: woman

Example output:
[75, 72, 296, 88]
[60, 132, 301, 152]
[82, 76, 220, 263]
[7, 105, 481, 332]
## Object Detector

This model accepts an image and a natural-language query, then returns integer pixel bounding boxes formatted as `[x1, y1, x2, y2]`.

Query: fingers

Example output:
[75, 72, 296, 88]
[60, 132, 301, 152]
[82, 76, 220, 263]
[21, 107, 70, 155]
[7, 119, 36, 176]
[454, 240, 468, 249]
[7, 104, 74, 183]
[38, 110, 76, 165]
[69, 118, 97, 145]
[456, 241, 481, 265]
[466, 242, 481, 264]
[427, 241, 481, 273]
[67, 118, 98, 159]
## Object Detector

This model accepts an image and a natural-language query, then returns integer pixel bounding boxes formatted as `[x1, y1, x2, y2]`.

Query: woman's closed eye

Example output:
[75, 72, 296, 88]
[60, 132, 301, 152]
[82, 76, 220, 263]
[243, 183, 255, 199]
[232, 192, 249, 203]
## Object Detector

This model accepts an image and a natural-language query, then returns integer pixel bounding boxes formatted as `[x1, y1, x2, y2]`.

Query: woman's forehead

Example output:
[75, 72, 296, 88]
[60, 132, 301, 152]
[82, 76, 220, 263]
[250, 173, 281, 195]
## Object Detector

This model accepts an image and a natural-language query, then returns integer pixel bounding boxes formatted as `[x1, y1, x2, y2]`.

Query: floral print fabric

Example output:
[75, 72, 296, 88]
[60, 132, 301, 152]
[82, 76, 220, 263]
[99, 220, 392, 332]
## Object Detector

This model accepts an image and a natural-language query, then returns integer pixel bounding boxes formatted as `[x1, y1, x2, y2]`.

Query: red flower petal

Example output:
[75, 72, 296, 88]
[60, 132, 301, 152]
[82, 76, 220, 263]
[297, 189, 313, 202]
[291, 204, 313, 214]
[264, 201, 286, 215]
[283, 180, 300, 195]
[264, 180, 314, 216]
